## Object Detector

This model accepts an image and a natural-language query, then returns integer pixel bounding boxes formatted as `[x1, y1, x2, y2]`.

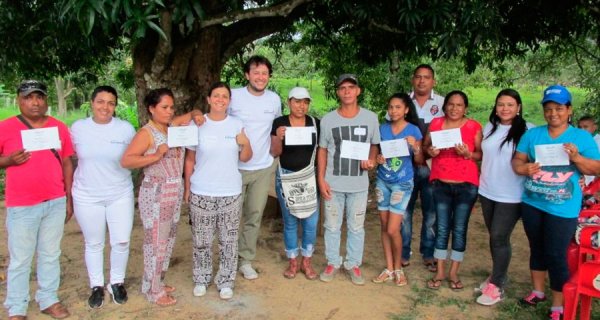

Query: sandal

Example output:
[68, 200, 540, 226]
[401, 261, 410, 268]
[372, 268, 394, 283]
[424, 260, 437, 273]
[155, 294, 177, 307]
[448, 279, 464, 291]
[427, 277, 444, 290]
[394, 269, 408, 287]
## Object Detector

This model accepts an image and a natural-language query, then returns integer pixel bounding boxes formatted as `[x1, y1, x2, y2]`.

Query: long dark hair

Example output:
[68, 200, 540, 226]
[485, 88, 528, 151]
[387, 92, 420, 127]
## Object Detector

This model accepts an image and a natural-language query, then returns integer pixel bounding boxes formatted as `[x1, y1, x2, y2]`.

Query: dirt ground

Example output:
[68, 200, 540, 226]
[0, 195, 534, 320]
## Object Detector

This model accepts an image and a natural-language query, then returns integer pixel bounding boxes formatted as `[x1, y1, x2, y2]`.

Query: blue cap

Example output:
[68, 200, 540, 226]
[542, 85, 572, 105]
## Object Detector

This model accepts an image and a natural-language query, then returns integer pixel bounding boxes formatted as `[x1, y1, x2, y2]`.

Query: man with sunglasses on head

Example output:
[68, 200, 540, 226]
[0, 80, 74, 319]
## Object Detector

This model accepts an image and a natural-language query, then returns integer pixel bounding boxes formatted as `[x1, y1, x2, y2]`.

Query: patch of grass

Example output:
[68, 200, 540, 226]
[270, 77, 336, 117]
[437, 297, 470, 312]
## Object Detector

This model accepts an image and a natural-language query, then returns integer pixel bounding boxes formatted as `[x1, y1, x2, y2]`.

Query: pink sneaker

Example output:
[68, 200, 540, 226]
[476, 282, 503, 306]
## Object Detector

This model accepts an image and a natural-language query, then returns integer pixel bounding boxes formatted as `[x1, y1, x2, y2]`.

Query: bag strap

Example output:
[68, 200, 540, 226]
[16, 114, 62, 164]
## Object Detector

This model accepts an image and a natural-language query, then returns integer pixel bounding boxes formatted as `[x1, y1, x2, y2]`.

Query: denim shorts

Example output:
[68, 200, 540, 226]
[375, 179, 414, 215]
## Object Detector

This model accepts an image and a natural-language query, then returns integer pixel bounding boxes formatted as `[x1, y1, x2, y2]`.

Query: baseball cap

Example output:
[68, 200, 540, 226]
[541, 85, 571, 105]
[336, 73, 359, 87]
[288, 87, 311, 100]
[17, 80, 47, 96]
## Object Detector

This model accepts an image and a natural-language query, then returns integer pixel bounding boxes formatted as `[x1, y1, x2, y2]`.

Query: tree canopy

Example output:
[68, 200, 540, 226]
[0, 0, 598, 120]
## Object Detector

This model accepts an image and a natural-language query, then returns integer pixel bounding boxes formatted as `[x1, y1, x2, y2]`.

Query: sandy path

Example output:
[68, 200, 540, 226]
[0, 198, 532, 320]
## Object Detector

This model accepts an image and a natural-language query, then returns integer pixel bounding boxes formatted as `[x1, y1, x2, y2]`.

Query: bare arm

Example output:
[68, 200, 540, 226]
[237, 129, 253, 162]
[0, 149, 31, 168]
[566, 143, 600, 175]
[120, 128, 167, 169]
[512, 151, 540, 176]
[62, 156, 74, 223]
[172, 109, 204, 126]
[317, 147, 331, 200]
[183, 149, 196, 203]
[270, 126, 285, 157]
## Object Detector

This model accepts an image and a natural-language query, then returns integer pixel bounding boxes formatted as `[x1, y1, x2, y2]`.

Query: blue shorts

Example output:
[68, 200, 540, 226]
[375, 179, 413, 215]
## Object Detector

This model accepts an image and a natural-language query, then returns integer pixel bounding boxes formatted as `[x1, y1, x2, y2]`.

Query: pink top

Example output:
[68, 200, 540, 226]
[429, 117, 481, 186]
[0, 116, 74, 207]
[142, 124, 184, 179]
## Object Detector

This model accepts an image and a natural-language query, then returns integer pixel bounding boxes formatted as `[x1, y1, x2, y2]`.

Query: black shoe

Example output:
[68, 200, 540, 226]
[88, 286, 105, 309]
[107, 283, 128, 305]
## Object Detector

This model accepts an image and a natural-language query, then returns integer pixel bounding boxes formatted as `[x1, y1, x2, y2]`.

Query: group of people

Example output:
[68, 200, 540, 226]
[1, 57, 599, 320]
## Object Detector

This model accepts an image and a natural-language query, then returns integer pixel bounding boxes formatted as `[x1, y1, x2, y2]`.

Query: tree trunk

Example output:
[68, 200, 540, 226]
[133, 25, 223, 125]
[54, 76, 75, 117]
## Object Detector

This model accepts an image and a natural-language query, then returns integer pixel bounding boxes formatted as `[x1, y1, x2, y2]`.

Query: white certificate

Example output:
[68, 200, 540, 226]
[168, 126, 199, 147]
[340, 140, 370, 160]
[535, 144, 569, 166]
[430, 128, 463, 149]
[21, 127, 61, 151]
[285, 127, 313, 145]
[380, 139, 410, 158]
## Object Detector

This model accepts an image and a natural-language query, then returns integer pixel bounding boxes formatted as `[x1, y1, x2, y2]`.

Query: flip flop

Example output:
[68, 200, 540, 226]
[401, 261, 410, 267]
[448, 279, 464, 291]
[155, 294, 177, 307]
[427, 277, 444, 290]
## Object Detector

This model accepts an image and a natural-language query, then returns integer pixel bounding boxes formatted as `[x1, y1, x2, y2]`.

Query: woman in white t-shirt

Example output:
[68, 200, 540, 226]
[183, 82, 252, 300]
[71, 86, 136, 308]
[476, 89, 532, 306]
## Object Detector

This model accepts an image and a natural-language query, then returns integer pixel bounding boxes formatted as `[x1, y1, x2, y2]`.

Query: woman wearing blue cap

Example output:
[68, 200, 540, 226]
[512, 85, 600, 319]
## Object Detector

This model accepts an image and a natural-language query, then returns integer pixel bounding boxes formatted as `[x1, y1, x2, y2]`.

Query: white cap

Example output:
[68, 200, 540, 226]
[288, 87, 311, 100]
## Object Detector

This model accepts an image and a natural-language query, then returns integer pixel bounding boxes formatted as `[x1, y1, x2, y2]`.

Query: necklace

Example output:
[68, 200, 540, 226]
[149, 119, 167, 134]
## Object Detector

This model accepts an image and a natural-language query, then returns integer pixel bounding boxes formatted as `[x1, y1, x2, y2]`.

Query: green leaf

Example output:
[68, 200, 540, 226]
[86, 8, 96, 35]
[147, 20, 167, 40]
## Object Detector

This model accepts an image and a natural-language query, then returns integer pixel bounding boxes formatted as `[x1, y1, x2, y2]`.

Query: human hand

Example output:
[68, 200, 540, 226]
[564, 143, 580, 161]
[361, 159, 375, 170]
[454, 143, 471, 159]
[155, 144, 169, 158]
[525, 162, 542, 176]
[318, 179, 332, 200]
[236, 128, 250, 147]
[191, 110, 205, 126]
[276, 126, 286, 141]
[376, 154, 385, 165]
[427, 146, 440, 158]
[8, 149, 30, 166]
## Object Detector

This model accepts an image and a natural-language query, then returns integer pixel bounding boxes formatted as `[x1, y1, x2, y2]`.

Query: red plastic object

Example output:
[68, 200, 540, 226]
[563, 225, 600, 320]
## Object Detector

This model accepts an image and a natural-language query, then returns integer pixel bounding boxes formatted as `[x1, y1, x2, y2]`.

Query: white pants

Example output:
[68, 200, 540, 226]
[74, 192, 134, 287]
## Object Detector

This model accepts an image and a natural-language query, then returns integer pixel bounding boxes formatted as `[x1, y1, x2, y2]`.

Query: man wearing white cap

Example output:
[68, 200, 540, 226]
[271, 87, 320, 280]
[317, 74, 380, 285]
[0, 80, 73, 319]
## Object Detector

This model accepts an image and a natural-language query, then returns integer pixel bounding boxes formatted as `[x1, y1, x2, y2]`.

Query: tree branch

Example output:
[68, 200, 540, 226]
[200, 0, 313, 28]
[152, 9, 173, 75]
[368, 20, 406, 35]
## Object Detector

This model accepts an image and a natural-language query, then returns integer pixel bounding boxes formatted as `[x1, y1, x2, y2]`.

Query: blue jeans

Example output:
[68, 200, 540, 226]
[323, 190, 368, 269]
[402, 165, 436, 261]
[4, 197, 66, 317]
[275, 168, 319, 258]
[375, 179, 413, 215]
[521, 203, 577, 292]
[432, 181, 478, 262]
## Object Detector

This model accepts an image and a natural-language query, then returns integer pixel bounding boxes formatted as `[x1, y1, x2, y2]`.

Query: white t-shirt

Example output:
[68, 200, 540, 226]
[71, 117, 135, 202]
[189, 116, 244, 197]
[584, 133, 600, 185]
[228, 87, 281, 170]
[479, 122, 533, 203]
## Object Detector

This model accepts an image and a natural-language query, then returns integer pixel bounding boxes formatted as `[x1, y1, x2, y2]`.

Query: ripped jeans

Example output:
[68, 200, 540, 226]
[323, 191, 368, 269]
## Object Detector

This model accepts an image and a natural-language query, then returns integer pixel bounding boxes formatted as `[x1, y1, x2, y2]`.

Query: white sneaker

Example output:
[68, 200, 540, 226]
[219, 288, 233, 300]
[476, 282, 504, 306]
[474, 276, 490, 293]
[193, 284, 206, 297]
[239, 264, 258, 280]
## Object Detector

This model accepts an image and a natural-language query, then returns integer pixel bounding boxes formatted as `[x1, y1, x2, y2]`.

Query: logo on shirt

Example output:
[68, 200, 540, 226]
[431, 105, 440, 116]
[525, 166, 574, 204]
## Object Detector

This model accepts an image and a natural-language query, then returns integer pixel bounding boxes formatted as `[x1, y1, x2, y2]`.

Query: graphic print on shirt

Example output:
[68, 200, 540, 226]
[332, 125, 368, 177]
[381, 157, 404, 180]
[524, 165, 574, 204]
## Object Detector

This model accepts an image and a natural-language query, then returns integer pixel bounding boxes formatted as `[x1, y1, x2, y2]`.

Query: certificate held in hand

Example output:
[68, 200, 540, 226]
[285, 126, 313, 145]
[431, 128, 463, 149]
[168, 126, 199, 147]
[21, 127, 61, 151]
[340, 140, 370, 160]
[380, 139, 410, 158]
[534, 144, 570, 166]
